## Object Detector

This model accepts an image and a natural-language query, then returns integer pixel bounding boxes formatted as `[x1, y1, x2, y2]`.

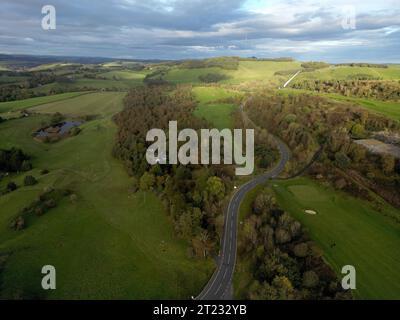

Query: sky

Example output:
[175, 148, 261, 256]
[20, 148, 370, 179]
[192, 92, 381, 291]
[0, 0, 399, 62]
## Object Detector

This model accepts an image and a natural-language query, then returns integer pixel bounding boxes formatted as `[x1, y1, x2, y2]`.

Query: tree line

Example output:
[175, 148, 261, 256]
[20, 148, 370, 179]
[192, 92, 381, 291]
[291, 80, 400, 101]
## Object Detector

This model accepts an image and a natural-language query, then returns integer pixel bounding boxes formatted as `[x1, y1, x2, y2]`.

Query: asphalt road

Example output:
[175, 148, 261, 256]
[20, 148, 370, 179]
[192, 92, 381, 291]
[196, 136, 290, 300]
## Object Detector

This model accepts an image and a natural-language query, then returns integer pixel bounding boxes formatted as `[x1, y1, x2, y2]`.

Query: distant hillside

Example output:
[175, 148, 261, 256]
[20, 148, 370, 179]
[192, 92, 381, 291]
[0, 54, 167, 70]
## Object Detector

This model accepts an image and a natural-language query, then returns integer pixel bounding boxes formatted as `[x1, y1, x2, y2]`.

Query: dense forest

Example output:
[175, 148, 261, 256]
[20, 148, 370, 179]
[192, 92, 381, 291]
[238, 188, 352, 300]
[245, 93, 400, 209]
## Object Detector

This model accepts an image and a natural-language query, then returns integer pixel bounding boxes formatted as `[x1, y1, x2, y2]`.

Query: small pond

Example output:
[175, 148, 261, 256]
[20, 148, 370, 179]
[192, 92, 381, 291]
[35, 121, 82, 139]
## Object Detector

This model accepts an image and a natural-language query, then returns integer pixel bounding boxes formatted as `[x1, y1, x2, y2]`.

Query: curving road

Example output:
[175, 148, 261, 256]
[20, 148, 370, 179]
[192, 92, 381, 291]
[196, 135, 290, 300]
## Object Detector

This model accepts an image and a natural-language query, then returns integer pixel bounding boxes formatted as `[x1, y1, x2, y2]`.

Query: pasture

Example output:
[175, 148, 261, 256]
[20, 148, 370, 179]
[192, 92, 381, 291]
[0, 92, 212, 299]
[193, 86, 241, 129]
[0, 92, 90, 114]
[294, 65, 400, 82]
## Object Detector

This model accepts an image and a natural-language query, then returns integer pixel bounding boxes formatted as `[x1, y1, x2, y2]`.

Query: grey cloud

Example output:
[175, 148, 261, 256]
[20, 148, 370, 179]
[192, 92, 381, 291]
[0, 0, 399, 62]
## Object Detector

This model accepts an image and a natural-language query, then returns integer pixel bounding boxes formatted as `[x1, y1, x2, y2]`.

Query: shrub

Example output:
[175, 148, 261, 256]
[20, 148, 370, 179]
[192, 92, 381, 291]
[7, 182, 17, 192]
[10, 216, 25, 231]
[335, 152, 351, 169]
[0, 148, 31, 172]
[21, 160, 32, 172]
[275, 228, 291, 244]
[351, 124, 367, 139]
[302, 270, 319, 288]
[293, 243, 309, 258]
[50, 112, 65, 125]
[70, 194, 78, 203]
[301, 61, 330, 70]
[24, 175, 38, 186]
[70, 127, 81, 136]
[199, 73, 228, 83]
[284, 114, 297, 124]
[140, 172, 155, 191]
[45, 199, 56, 209]
[40, 169, 49, 175]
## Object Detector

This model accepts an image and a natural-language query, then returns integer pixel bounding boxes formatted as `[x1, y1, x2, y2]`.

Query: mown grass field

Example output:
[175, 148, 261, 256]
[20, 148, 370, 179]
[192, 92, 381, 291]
[0, 92, 212, 299]
[193, 86, 241, 129]
[0, 92, 90, 114]
[271, 177, 400, 299]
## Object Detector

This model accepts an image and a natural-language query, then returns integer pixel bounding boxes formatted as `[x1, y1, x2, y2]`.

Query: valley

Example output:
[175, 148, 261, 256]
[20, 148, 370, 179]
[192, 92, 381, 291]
[0, 56, 399, 300]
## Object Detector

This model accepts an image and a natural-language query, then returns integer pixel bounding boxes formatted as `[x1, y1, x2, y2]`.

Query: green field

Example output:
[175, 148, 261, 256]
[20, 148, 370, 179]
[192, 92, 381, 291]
[271, 177, 400, 299]
[164, 67, 227, 84]
[0, 92, 90, 114]
[30, 77, 143, 95]
[28, 63, 80, 72]
[294, 65, 400, 82]
[29, 92, 120, 116]
[226, 60, 301, 84]
[102, 61, 141, 68]
[98, 70, 146, 82]
[193, 86, 241, 129]
[0, 92, 212, 299]
[164, 60, 302, 85]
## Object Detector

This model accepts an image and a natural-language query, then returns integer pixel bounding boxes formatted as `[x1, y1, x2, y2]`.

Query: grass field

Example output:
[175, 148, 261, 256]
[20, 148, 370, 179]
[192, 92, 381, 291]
[30, 77, 143, 95]
[193, 86, 241, 129]
[98, 70, 146, 82]
[271, 177, 400, 299]
[102, 61, 141, 68]
[226, 60, 302, 84]
[0, 92, 212, 299]
[29, 92, 120, 117]
[294, 65, 400, 82]
[0, 92, 90, 114]
[28, 63, 80, 72]
[164, 60, 302, 85]
[164, 67, 227, 84]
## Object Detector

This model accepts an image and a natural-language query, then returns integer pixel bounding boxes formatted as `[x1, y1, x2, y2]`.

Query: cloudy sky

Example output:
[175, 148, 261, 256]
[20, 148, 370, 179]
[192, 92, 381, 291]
[0, 0, 399, 62]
